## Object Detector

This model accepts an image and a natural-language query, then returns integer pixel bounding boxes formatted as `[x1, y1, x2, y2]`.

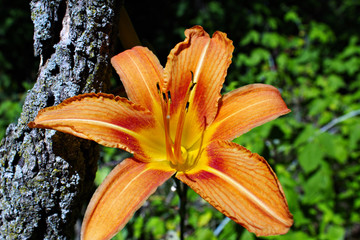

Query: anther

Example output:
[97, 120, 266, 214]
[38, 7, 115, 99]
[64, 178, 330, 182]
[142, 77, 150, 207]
[190, 82, 196, 91]
[162, 92, 167, 102]
[167, 91, 171, 103]
[156, 82, 161, 93]
[185, 102, 190, 112]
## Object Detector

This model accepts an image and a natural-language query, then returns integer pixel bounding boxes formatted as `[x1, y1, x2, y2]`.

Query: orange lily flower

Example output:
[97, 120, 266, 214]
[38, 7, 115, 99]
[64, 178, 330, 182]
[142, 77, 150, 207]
[29, 26, 293, 239]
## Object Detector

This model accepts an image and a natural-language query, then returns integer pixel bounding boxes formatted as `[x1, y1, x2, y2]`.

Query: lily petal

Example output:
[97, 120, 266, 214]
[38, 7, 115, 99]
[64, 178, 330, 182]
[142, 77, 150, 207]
[164, 26, 234, 148]
[176, 140, 293, 236]
[111, 46, 164, 115]
[81, 158, 175, 240]
[28, 93, 166, 161]
[207, 84, 290, 142]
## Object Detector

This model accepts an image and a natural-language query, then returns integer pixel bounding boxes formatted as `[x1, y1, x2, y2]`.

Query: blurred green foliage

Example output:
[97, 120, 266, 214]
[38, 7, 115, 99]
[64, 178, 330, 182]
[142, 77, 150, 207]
[0, 0, 37, 137]
[2, 0, 360, 239]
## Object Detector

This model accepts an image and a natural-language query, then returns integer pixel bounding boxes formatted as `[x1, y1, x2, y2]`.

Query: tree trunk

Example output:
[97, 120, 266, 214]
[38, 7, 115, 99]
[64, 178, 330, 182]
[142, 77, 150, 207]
[0, 0, 121, 239]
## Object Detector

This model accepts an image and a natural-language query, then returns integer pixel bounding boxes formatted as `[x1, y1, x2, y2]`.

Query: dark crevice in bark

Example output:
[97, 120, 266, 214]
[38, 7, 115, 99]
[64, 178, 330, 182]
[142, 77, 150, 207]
[29, 208, 47, 240]
[46, 90, 56, 107]
[42, 0, 67, 64]
[32, 0, 66, 64]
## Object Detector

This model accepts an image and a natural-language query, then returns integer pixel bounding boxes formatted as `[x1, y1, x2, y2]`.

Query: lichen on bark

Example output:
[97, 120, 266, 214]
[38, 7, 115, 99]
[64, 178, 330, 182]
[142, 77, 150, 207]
[0, 0, 121, 239]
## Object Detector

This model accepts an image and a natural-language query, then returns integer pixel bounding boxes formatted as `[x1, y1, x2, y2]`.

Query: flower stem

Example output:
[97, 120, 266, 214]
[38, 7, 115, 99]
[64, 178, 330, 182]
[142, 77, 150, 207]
[174, 177, 188, 240]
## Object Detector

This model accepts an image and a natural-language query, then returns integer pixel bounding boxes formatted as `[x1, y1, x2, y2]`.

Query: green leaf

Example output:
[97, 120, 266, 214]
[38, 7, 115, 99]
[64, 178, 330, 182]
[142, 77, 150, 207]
[261, 32, 284, 48]
[309, 21, 335, 44]
[349, 124, 360, 150]
[145, 217, 166, 238]
[321, 225, 345, 240]
[188, 228, 216, 240]
[298, 141, 324, 173]
[197, 210, 212, 227]
[302, 162, 333, 205]
[284, 10, 301, 24]
[236, 48, 270, 67]
[240, 30, 260, 46]
[94, 167, 111, 186]
[239, 231, 256, 240]
[308, 98, 330, 117]
[218, 221, 238, 240]
[133, 217, 144, 239]
[294, 125, 317, 147]
[317, 133, 348, 163]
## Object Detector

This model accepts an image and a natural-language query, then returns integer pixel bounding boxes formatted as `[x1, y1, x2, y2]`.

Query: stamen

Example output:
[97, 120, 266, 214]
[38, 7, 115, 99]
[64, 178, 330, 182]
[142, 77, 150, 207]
[158, 71, 202, 170]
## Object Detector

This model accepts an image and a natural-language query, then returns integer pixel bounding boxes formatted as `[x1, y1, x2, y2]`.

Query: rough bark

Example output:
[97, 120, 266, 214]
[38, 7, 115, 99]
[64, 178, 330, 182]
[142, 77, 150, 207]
[0, 0, 121, 239]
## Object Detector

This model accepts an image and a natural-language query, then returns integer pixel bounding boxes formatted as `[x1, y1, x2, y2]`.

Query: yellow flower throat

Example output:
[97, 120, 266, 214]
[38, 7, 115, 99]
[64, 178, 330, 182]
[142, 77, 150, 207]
[156, 78, 204, 172]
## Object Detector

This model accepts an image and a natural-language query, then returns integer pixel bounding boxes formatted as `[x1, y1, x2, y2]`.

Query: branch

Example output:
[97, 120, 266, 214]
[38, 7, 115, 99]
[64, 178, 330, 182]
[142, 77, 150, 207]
[320, 109, 360, 133]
